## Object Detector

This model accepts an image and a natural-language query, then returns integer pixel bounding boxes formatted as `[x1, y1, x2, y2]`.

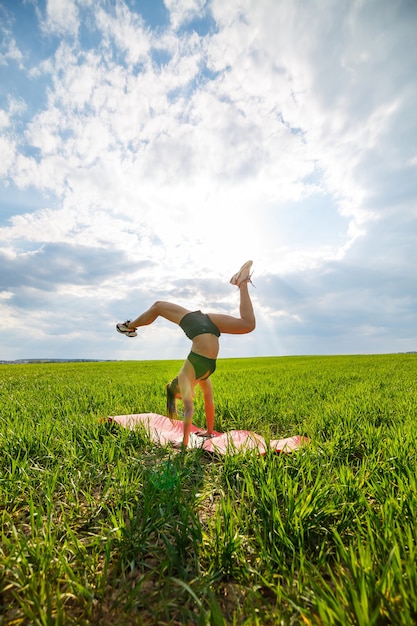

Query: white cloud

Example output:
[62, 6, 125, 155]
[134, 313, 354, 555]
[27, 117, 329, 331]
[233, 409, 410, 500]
[43, 0, 79, 36]
[0, 35, 24, 68]
[1, 0, 416, 359]
[0, 109, 10, 129]
[95, 3, 151, 66]
[0, 135, 16, 176]
[164, 0, 208, 30]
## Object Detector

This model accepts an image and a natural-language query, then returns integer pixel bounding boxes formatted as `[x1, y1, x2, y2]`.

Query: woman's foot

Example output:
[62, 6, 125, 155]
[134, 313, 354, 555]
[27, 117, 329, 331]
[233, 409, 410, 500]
[196, 431, 216, 439]
[116, 321, 137, 337]
[230, 260, 253, 286]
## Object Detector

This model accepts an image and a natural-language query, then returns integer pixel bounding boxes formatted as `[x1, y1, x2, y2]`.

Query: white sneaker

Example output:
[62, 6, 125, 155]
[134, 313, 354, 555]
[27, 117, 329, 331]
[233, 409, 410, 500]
[230, 260, 253, 286]
[116, 321, 137, 337]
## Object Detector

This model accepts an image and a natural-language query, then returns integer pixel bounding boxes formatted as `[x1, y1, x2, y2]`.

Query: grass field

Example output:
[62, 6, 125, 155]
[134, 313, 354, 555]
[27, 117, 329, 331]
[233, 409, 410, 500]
[1, 354, 417, 625]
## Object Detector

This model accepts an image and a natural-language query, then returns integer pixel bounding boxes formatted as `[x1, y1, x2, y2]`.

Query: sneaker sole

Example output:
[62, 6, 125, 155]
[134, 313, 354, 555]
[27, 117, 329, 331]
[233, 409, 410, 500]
[230, 260, 253, 286]
[116, 324, 137, 337]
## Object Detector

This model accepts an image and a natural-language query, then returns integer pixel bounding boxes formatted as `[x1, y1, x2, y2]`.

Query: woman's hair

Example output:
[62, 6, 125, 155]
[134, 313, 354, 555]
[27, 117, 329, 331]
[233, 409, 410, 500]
[166, 376, 180, 418]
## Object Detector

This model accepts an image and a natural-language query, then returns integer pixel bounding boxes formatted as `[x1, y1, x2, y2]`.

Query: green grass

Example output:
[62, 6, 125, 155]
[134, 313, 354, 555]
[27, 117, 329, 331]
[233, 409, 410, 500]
[0, 354, 417, 624]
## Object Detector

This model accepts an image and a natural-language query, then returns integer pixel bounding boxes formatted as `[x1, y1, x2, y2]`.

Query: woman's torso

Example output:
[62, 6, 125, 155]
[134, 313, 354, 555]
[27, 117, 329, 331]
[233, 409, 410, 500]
[179, 311, 220, 359]
[191, 333, 219, 360]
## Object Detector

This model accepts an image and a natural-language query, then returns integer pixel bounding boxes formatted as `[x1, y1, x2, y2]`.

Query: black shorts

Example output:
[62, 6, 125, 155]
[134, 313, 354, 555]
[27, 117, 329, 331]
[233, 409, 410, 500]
[179, 311, 221, 340]
[187, 351, 217, 380]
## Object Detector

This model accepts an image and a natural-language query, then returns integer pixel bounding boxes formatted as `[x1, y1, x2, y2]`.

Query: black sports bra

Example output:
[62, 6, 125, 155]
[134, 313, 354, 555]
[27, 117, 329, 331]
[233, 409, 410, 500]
[179, 310, 221, 340]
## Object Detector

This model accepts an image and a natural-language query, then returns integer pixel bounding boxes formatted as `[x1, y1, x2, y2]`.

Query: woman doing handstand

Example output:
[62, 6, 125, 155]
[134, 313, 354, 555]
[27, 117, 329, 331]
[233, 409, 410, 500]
[116, 260, 255, 447]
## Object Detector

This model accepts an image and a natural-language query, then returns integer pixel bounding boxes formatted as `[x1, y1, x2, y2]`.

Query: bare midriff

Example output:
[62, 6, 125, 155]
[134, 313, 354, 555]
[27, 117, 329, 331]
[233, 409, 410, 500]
[191, 334, 219, 360]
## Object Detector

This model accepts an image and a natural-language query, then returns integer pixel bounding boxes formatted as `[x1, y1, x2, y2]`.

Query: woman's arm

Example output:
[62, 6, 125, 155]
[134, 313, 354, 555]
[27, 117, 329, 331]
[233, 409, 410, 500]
[199, 378, 215, 435]
[178, 370, 194, 447]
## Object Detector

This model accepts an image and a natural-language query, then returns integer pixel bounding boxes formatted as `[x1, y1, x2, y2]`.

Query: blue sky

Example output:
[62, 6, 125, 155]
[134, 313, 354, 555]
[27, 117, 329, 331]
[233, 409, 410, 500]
[0, 0, 416, 361]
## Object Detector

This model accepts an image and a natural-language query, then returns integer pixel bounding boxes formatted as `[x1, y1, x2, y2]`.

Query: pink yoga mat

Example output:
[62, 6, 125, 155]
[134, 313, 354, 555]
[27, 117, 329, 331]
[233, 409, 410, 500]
[108, 413, 308, 455]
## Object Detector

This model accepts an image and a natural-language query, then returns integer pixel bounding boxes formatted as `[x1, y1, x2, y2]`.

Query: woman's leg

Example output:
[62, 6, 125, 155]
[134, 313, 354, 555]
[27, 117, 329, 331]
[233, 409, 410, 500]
[127, 301, 191, 329]
[208, 282, 255, 335]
